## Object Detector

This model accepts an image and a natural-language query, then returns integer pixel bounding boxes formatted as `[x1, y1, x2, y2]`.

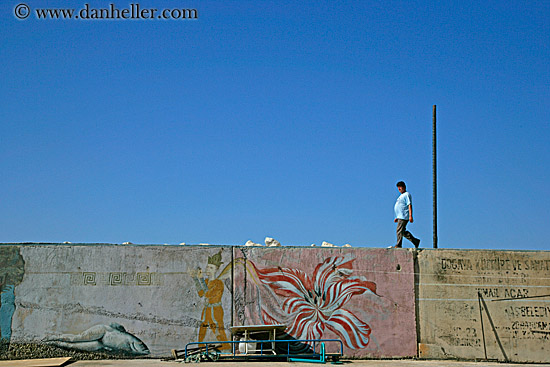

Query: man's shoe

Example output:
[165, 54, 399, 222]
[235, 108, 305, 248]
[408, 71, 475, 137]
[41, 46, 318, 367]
[413, 239, 421, 248]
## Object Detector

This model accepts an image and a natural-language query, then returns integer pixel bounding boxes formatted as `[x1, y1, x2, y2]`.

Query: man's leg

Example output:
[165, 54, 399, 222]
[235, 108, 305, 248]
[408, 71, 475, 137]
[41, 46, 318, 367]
[396, 219, 408, 248]
[404, 230, 420, 248]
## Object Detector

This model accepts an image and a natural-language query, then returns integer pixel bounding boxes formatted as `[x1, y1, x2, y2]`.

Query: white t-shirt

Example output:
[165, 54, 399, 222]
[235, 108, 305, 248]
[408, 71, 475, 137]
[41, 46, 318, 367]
[394, 192, 412, 220]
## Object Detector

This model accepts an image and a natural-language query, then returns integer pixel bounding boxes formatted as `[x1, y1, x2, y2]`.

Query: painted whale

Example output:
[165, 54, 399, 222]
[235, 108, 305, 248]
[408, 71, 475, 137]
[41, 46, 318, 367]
[46, 323, 150, 355]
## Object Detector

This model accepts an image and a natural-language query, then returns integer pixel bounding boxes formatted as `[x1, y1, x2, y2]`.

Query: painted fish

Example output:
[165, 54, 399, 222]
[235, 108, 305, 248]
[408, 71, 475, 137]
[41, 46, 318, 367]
[46, 323, 150, 355]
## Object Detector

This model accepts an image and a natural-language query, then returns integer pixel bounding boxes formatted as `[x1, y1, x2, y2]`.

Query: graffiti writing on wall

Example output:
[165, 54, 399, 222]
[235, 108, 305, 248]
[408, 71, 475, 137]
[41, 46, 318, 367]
[421, 251, 550, 363]
[0, 247, 25, 342]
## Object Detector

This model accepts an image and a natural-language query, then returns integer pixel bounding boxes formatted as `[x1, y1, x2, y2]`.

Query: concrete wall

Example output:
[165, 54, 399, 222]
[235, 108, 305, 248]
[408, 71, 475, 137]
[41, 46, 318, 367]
[0, 244, 415, 358]
[1, 245, 234, 357]
[1, 244, 549, 362]
[416, 249, 550, 363]
[232, 247, 417, 358]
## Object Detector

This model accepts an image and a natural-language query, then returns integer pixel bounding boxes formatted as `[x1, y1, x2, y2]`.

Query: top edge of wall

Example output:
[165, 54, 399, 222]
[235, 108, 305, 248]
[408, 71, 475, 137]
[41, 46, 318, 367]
[0, 243, 548, 253]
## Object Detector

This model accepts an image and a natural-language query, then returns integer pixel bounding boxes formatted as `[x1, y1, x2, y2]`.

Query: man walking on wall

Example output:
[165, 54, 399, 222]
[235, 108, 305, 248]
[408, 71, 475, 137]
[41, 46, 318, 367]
[391, 181, 421, 248]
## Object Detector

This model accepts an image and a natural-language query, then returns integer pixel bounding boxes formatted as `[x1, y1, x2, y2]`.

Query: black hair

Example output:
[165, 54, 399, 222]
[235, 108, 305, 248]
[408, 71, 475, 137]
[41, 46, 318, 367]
[396, 181, 406, 188]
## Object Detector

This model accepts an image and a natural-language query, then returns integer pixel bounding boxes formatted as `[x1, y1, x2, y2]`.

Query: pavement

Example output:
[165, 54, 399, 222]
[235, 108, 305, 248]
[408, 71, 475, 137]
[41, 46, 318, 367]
[66, 359, 550, 367]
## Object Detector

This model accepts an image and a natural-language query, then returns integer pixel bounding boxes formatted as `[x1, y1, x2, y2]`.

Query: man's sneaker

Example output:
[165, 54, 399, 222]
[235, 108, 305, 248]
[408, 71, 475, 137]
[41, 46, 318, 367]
[413, 239, 421, 248]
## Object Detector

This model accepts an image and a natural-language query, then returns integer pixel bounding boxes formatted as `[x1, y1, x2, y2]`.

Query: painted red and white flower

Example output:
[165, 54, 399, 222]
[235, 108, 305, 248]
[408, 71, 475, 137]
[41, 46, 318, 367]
[249, 255, 378, 349]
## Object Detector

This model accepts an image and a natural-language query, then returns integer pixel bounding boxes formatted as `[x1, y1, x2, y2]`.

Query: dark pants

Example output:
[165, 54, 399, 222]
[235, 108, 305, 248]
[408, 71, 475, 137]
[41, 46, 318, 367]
[396, 219, 419, 248]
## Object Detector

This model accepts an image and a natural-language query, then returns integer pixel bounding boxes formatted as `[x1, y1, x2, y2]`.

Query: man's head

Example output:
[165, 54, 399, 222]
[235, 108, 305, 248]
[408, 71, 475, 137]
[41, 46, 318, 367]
[396, 181, 406, 193]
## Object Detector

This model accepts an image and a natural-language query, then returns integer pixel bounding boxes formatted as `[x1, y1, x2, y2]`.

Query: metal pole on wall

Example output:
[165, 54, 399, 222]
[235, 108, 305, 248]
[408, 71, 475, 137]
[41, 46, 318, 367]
[433, 105, 438, 248]
[231, 246, 235, 328]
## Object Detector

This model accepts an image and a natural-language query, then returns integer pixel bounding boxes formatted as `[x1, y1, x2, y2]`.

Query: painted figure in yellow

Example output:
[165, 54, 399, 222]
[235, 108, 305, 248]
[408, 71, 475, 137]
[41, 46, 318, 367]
[190, 250, 230, 349]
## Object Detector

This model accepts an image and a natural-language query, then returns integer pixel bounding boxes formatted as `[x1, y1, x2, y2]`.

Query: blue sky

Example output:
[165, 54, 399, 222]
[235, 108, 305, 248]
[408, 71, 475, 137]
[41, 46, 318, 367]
[1, 1, 548, 250]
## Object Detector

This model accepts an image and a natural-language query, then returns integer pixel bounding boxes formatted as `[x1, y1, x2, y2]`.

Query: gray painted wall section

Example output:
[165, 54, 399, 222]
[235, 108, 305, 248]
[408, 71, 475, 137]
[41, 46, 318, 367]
[9, 245, 233, 356]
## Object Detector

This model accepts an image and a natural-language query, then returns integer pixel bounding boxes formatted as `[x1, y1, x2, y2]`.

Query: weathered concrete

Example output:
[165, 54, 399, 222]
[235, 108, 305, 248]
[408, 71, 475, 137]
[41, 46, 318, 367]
[2, 244, 549, 363]
[5, 245, 234, 357]
[416, 249, 550, 363]
[2, 244, 417, 359]
[232, 247, 416, 358]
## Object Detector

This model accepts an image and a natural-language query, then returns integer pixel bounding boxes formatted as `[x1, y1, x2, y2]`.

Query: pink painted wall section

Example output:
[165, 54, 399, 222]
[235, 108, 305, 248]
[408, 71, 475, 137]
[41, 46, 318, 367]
[232, 247, 417, 358]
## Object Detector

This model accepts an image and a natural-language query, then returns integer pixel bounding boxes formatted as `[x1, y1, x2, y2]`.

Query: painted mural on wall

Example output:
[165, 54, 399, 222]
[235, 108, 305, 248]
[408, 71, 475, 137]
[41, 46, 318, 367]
[6, 245, 416, 358]
[0, 246, 25, 342]
[188, 249, 231, 349]
[45, 323, 150, 355]
[237, 253, 387, 350]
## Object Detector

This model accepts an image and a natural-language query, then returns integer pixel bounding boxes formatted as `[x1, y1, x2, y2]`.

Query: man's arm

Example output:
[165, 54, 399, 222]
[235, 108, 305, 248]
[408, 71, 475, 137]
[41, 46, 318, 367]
[408, 204, 413, 223]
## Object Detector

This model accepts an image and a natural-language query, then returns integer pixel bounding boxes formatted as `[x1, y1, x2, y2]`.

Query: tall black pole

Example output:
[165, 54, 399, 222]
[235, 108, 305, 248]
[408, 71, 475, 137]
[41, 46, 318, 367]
[231, 246, 234, 329]
[433, 105, 438, 248]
